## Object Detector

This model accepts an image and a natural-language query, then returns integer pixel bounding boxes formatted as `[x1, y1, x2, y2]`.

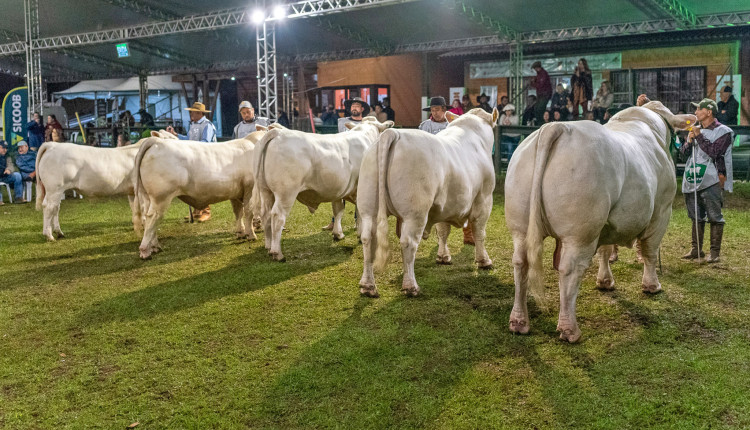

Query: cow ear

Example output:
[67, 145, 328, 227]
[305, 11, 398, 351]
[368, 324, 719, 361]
[256, 125, 268, 132]
[492, 107, 499, 125]
[384, 120, 394, 128]
[345, 122, 356, 130]
[150, 131, 160, 137]
[670, 114, 699, 131]
[445, 111, 458, 123]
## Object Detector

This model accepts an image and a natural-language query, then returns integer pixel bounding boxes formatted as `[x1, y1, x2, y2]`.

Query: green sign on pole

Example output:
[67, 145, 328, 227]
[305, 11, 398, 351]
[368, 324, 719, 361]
[116, 43, 129, 58]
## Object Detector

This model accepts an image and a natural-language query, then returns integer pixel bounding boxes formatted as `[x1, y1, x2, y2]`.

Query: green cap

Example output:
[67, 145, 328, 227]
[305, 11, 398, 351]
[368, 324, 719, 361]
[690, 98, 718, 116]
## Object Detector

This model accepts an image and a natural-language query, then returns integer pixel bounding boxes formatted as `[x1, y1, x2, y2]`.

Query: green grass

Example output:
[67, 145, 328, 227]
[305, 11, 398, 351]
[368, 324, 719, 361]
[1, 183, 749, 429]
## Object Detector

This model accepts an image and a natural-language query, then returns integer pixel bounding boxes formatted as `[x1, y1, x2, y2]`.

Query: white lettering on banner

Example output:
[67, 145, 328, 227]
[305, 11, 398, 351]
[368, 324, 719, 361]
[11, 94, 23, 133]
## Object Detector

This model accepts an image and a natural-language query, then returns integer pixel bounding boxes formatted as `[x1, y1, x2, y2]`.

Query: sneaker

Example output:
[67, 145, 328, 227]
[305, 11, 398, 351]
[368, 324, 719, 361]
[0, 201, 4, 206]
[13, 199, 28, 204]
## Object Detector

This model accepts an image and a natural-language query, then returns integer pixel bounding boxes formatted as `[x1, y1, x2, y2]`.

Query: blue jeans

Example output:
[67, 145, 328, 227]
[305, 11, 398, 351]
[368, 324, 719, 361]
[0, 172, 23, 200]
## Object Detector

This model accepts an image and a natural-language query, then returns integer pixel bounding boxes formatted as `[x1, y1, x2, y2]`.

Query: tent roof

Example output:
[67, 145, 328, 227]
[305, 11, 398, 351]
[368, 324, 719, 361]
[0, 0, 749, 81]
[54, 75, 184, 96]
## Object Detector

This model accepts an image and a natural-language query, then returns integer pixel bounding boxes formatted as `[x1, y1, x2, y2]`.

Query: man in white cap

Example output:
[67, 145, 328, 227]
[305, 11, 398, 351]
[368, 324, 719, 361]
[166, 101, 217, 222]
[233, 101, 270, 139]
[167, 102, 217, 143]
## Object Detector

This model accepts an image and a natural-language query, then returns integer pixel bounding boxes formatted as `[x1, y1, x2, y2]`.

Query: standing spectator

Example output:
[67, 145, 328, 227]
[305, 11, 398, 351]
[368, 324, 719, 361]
[321, 105, 338, 126]
[678, 97, 735, 263]
[498, 104, 520, 158]
[570, 58, 593, 119]
[26, 112, 45, 151]
[166, 102, 217, 222]
[592, 81, 614, 122]
[277, 111, 290, 128]
[382, 97, 395, 122]
[521, 95, 537, 126]
[550, 84, 569, 112]
[44, 114, 63, 142]
[119, 110, 135, 127]
[448, 98, 464, 116]
[338, 97, 369, 133]
[476, 93, 492, 113]
[717, 86, 739, 125]
[461, 94, 474, 112]
[0, 141, 24, 204]
[232, 101, 269, 139]
[370, 102, 388, 123]
[137, 108, 155, 127]
[419, 96, 449, 135]
[496, 95, 509, 112]
[530, 61, 553, 123]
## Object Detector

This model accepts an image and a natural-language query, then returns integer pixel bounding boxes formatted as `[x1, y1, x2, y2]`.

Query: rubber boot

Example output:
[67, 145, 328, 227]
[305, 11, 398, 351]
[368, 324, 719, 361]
[707, 223, 723, 264]
[463, 225, 475, 245]
[681, 221, 705, 259]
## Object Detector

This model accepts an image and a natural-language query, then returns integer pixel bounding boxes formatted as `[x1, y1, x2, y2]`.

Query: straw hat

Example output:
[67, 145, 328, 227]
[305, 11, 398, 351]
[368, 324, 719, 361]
[185, 102, 211, 113]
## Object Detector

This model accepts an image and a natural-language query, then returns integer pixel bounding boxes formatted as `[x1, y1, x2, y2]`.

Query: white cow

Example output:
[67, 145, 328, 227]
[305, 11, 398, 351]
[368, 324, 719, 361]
[254, 117, 393, 262]
[35, 141, 144, 241]
[358, 108, 499, 298]
[134, 131, 266, 259]
[505, 101, 696, 342]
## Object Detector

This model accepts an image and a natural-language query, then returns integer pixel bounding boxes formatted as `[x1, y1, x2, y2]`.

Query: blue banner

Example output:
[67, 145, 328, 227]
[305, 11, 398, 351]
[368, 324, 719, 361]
[2, 86, 28, 149]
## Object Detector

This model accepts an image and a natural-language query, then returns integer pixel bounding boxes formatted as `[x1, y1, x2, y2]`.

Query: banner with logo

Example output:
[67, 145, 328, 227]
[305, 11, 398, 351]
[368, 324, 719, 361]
[2, 86, 28, 149]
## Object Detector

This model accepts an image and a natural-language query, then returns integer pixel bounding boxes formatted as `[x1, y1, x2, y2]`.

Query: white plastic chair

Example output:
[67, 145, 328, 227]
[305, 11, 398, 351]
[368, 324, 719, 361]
[0, 181, 12, 204]
[23, 180, 33, 202]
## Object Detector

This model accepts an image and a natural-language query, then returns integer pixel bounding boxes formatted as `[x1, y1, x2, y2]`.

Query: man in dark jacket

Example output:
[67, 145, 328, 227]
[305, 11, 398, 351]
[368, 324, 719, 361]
[0, 141, 24, 204]
[717, 86, 739, 125]
[14, 141, 36, 183]
[26, 112, 45, 151]
[531, 61, 553, 123]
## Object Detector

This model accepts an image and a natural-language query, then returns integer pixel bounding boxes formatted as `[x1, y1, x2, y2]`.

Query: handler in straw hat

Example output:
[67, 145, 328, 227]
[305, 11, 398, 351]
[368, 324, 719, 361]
[167, 102, 217, 143]
[166, 102, 218, 222]
[233, 101, 270, 139]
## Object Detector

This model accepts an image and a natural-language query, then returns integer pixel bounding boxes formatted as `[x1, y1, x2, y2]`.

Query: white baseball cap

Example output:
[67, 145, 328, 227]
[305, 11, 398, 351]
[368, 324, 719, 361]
[238, 101, 253, 111]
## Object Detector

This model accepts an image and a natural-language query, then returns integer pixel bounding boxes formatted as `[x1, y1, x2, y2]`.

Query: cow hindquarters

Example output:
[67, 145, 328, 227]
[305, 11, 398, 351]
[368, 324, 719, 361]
[509, 234, 530, 335]
[557, 239, 598, 343]
[358, 215, 379, 297]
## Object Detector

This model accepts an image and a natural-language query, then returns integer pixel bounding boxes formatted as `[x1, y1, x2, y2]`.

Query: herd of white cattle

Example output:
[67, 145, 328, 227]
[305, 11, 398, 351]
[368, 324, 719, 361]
[32, 104, 695, 342]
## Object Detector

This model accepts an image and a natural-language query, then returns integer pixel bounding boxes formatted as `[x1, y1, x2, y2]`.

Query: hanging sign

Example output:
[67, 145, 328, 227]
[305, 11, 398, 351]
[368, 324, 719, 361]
[2, 86, 28, 148]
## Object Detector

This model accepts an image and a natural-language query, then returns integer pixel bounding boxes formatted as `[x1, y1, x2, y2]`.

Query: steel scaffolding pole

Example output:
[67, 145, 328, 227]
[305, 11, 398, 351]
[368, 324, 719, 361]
[256, 20, 278, 121]
[509, 41, 524, 113]
[24, 0, 43, 116]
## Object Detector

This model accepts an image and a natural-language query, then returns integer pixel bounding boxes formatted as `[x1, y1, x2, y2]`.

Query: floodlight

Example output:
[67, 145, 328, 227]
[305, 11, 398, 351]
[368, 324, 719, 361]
[231, 76, 236, 81]
[251, 9, 265, 24]
[273, 5, 287, 20]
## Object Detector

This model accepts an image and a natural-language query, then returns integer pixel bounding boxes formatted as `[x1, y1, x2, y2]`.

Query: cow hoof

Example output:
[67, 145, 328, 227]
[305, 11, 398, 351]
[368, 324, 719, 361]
[45, 235, 56, 242]
[271, 253, 286, 262]
[332, 233, 344, 241]
[401, 285, 420, 297]
[477, 259, 493, 270]
[596, 278, 615, 291]
[55, 232, 65, 239]
[359, 284, 380, 298]
[139, 250, 152, 260]
[642, 283, 662, 294]
[558, 328, 582, 343]
[509, 318, 530, 335]
[436, 255, 452, 265]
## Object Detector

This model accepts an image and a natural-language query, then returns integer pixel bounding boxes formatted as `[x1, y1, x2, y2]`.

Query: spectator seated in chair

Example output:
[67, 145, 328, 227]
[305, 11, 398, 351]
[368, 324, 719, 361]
[14, 141, 37, 196]
[0, 140, 24, 204]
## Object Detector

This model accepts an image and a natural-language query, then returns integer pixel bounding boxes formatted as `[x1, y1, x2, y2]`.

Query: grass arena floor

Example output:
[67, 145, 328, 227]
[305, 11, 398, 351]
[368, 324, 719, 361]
[1, 183, 750, 429]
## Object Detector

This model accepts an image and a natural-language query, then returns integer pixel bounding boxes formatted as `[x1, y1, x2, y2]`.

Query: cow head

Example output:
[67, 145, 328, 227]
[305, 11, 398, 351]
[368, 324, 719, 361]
[642, 101, 697, 131]
[243, 130, 267, 144]
[269, 123, 287, 130]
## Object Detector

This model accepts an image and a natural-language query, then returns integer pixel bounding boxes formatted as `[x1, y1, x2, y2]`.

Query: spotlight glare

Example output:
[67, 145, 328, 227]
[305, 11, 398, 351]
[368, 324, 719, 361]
[273, 5, 287, 20]
[251, 9, 265, 24]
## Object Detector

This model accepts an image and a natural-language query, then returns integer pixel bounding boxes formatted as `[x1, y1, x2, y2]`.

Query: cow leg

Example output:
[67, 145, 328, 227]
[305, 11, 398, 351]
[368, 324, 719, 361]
[556, 240, 598, 343]
[242, 192, 258, 241]
[358, 215, 379, 297]
[471, 197, 493, 269]
[128, 195, 143, 236]
[596, 245, 616, 290]
[331, 199, 346, 241]
[435, 222, 452, 265]
[509, 234, 530, 334]
[51, 196, 65, 238]
[400, 217, 427, 296]
[640, 236, 663, 294]
[269, 194, 294, 261]
[139, 199, 169, 259]
[42, 191, 63, 241]
[230, 199, 247, 239]
[259, 189, 274, 250]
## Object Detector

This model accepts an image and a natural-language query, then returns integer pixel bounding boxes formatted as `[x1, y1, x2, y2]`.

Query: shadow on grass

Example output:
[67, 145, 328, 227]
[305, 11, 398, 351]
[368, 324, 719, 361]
[78, 236, 355, 327]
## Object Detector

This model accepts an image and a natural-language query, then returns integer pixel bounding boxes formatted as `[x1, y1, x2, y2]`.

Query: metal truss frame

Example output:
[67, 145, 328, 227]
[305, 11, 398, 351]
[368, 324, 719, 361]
[313, 17, 393, 55]
[256, 21, 278, 121]
[648, 0, 696, 27]
[24, 0, 44, 115]
[445, 0, 517, 41]
[129, 39, 207, 69]
[509, 42, 524, 113]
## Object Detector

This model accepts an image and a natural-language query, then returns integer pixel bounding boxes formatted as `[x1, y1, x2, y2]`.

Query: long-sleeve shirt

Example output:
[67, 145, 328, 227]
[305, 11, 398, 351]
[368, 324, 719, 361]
[533, 68, 553, 99]
[14, 152, 36, 173]
[717, 96, 739, 125]
[233, 117, 270, 139]
[26, 121, 45, 148]
[178, 116, 216, 142]
[680, 119, 733, 176]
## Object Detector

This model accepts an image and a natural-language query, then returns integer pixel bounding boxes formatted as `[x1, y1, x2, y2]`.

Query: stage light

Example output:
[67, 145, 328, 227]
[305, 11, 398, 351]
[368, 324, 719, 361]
[273, 5, 287, 20]
[251, 9, 265, 24]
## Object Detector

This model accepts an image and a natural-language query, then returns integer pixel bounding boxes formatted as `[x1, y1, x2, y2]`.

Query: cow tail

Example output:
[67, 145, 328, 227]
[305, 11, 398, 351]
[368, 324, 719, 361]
[253, 129, 282, 219]
[373, 128, 398, 272]
[34, 143, 52, 211]
[133, 138, 157, 218]
[525, 123, 566, 309]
